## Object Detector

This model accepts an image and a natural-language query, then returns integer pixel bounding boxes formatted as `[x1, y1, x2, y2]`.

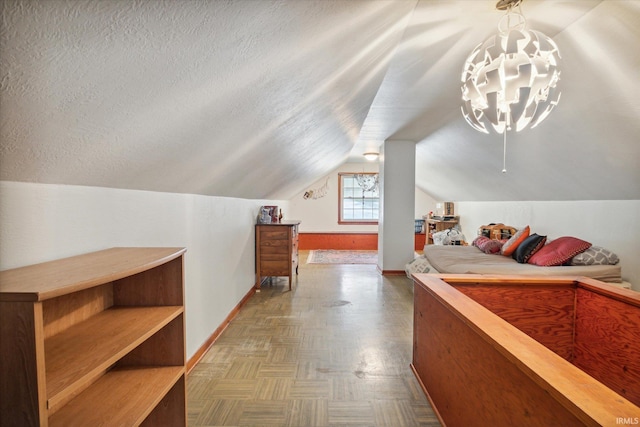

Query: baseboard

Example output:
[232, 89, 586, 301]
[378, 268, 407, 276]
[186, 285, 257, 373]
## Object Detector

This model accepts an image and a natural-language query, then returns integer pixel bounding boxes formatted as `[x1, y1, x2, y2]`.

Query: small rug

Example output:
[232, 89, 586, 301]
[306, 250, 378, 264]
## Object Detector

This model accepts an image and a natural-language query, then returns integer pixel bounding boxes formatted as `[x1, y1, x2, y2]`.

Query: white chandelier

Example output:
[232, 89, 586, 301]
[354, 173, 378, 192]
[461, 0, 561, 172]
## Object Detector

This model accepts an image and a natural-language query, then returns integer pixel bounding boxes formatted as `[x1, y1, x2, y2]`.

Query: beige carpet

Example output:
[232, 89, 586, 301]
[306, 249, 377, 264]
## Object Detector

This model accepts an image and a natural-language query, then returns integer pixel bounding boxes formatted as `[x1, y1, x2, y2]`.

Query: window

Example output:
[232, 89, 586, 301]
[338, 172, 379, 224]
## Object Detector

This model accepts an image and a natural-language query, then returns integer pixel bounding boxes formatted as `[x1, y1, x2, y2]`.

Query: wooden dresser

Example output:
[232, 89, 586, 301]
[255, 220, 301, 290]
[0, 247, 187, 427]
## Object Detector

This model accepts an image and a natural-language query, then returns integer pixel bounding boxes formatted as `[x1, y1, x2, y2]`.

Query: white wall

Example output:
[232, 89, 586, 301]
[415, 187, 439, 219]
[456, 200, 640, 290]
[0, 181, 289, 360]
[287, 162, 437, 232]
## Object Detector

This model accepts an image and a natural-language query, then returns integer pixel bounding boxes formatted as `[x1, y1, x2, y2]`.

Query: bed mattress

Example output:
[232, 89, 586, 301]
[423, 245, 622, 283]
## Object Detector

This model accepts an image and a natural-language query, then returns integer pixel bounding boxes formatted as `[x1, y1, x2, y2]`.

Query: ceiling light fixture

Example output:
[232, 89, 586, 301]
[363, 152, 379, 161]
[461, 0, 561, 173]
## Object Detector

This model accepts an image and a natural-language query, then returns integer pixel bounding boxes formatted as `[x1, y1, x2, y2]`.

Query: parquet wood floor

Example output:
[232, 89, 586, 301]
[187, 251, 441, 426]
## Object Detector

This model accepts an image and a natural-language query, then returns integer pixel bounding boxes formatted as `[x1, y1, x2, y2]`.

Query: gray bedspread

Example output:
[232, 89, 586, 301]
[423, 245, 622, 283]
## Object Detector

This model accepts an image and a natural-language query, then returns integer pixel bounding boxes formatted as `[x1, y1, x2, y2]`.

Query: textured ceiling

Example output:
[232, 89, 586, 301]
[1, 0, 639, 201]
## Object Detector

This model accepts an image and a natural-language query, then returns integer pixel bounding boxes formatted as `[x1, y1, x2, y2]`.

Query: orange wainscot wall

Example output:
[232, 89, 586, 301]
[299, 233, 425, 251]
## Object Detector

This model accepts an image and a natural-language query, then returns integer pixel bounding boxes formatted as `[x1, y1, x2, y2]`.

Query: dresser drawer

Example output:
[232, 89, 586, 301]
[260, 253, 288, 262]
[260, 229, 288, 240]
[260, 259, 290, 275]
[260, 241, 289, 254]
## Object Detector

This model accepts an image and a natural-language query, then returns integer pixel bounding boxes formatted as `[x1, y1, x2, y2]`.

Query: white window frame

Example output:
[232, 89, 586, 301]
[338, 172, 379, 224]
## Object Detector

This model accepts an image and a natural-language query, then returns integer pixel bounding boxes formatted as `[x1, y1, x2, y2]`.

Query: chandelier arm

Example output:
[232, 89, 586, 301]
[496, 0, 522, 11]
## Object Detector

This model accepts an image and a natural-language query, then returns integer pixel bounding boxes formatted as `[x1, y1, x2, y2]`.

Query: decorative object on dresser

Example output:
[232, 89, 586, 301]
[255, 220, 301, 290]
[0, 247, 188, 426]
[259, 205, 279, 224]
[258, 206, 272, 223]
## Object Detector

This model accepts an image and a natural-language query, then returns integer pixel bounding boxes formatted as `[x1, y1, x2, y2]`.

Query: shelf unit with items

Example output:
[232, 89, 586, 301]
[0, 247, 187, 427]
[423, 216, 460, 245]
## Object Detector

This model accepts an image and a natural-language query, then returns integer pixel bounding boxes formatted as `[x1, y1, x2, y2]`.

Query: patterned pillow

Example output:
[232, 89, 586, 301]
[501, 225, 530, 256]
[570, 246, 619, 266]
[473, 236, 503, 254]
[512, 234, 546, 263]
[405, 256, 431, 278]
[528, 236, 592, 267]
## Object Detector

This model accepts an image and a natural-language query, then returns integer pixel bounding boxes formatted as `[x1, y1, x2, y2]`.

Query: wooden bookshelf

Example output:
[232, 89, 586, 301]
[0, 247, 187, 427]
[424, 216, 459, 245]
[49, 367, 185, 427]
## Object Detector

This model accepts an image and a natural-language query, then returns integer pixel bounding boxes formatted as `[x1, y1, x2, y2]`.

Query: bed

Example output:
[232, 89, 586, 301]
[411, 274, 640, 426]
[412, 245, 623, 283]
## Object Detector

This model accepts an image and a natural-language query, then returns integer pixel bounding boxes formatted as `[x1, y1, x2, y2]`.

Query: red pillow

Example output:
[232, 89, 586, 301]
[528, 236, 592, 266]
[473, 236, 503, 254]
[501, 225, 530, 256]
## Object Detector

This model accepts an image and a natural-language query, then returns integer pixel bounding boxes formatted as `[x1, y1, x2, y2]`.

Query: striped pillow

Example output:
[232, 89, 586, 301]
[500, 225, 530, 256]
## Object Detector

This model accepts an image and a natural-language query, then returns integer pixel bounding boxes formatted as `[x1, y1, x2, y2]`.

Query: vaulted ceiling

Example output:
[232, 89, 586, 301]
[1, 0, 639, 201]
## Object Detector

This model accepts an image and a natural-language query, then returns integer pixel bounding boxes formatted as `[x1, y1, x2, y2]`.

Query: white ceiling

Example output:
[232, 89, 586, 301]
[1, 0, 639, 201]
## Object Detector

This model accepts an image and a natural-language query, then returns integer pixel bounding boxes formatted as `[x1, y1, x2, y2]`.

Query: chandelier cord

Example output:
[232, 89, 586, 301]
[502, 131, 507, 174]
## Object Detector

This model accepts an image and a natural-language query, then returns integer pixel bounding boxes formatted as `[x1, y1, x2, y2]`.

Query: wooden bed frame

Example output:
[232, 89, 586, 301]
[411, 274, 640, 427]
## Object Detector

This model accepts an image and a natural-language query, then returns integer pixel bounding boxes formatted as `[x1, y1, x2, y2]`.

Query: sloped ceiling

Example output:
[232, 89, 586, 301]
[1, 0, 639, 201]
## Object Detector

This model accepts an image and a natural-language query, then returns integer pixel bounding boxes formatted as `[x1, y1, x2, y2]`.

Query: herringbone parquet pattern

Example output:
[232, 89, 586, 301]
[187, 251, 441, 426]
